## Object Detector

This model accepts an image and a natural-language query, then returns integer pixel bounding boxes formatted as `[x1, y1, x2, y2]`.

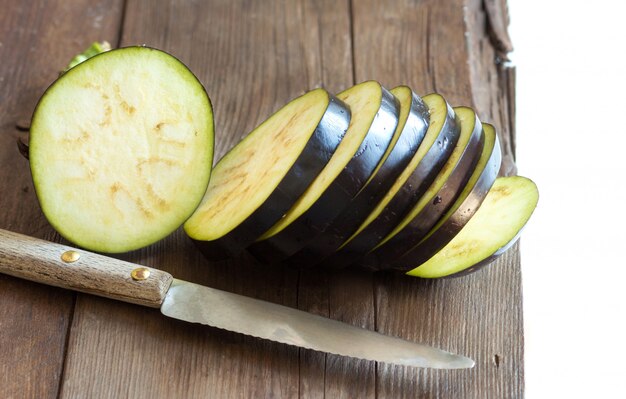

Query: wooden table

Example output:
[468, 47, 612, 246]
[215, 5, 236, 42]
[0, 0, 523, 397]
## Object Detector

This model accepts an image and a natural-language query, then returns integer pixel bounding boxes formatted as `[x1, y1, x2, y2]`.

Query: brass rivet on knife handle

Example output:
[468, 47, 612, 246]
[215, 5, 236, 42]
[131, 267, 150, 281]
[61, 250, 81, 263]
[0, 229, 172, 308]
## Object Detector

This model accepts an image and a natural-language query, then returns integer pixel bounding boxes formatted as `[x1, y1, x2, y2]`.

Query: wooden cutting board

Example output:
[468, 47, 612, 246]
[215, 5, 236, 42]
[0, 0, 523, 397]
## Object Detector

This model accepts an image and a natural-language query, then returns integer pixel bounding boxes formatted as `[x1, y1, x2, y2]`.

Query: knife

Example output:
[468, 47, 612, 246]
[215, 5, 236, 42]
[0, 228, 474, 369]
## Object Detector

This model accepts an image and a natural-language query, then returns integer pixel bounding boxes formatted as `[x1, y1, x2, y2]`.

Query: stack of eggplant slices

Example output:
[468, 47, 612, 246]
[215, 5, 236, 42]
[185, 81, 538, 278]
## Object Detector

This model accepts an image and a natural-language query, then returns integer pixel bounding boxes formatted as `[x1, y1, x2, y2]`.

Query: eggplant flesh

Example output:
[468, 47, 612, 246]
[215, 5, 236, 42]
[443, 228, 523, 278]
[406, 176, 539, 278]
[30, 47, 214, 253]
[285, 86, 429, 268]
[184, 89, 350, 258]
[366, 106, 485, 269]
[324, 94, 461, 268]
[390, 123, 502, 270]
[249, 82, 401, 262]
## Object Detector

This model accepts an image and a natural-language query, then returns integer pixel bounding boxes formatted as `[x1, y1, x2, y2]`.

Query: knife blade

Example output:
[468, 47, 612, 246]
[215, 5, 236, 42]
[0, 228, 473, 369]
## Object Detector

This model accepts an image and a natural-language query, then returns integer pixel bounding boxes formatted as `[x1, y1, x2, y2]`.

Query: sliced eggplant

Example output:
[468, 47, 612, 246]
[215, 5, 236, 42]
[442, 228, 523, 278]
[324, 94, 460, 268]
[365, 107, 485, 269]
[284, 86, 429, 268]
[184, 89, 350, 258]
[406, 176, 539, 278]
[30, 47, 214, 253]
[388, 123, 501, 270]
[248, 82, 400, 262]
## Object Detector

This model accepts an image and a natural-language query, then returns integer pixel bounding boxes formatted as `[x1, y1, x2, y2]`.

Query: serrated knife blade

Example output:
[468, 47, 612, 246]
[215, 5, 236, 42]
[0, 228, 474, 369]
[161, 279, 474, 369]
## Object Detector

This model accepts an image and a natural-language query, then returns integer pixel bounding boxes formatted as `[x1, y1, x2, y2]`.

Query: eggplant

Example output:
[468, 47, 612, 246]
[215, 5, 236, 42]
[26, 42, 537, 275]
[284, 86, 429, 268]
[405, 176, 539, 278]
[248, 82, 400, 262]
[364, 107, 485, 269]
[184, 89, 350, 259]
[323, 94, 461, 268]
[387, 123, 501, 270]
[441, 228, 524, 278]
[29, 47, 214, 253]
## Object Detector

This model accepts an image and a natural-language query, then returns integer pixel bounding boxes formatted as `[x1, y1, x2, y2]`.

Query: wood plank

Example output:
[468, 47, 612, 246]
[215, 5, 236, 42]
[466, 0, 518, 175]
[0, 1, 124, 398]
[351, 0, 523, 397]
[58, 1, 356, 397]
[0, 0, 523, 397]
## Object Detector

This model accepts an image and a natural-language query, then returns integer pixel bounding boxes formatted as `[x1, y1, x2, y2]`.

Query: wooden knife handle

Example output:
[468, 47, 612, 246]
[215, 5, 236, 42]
[0, 229, 172, 308]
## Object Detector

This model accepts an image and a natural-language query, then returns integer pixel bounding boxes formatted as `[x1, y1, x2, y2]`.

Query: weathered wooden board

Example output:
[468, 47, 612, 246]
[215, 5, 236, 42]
[0, 0, 523, 397]
[0, 1, 124, 398]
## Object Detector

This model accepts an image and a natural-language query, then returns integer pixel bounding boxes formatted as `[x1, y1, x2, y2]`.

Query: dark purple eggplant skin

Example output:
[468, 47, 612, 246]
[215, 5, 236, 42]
[364, 109, 485, 270]
[284, 89, 429, 269]
[248, 86, 401, 264]
[387, 126, 502, 271]
[322, 97, 461, 270]
[194, 94, 351, 260]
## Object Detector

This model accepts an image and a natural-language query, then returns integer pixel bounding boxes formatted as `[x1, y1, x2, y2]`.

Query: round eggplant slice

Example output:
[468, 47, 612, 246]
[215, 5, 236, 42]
[324, 94, 460, 269]
[405, 176, 539, 278]
[388, 123, 502, 270]
[284, 86, 429, 268]
[248, 82, 400, 262]
[443, 227, 524, 278]
[184, 89, 350, 259]
[364, 106, 485, 269]
[29, 47, 214, 253]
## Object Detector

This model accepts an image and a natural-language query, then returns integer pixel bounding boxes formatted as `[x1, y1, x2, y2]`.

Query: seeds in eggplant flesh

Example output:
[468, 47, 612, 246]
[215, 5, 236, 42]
[249, 82, 400, 261]
[325, 94, 460, 267]
[29, 47, 214, 253]
[365, 106, 485, 267]
[284, 86, 429, 268]
[406, 176, 538, 278]
[388, 123, 501, 270]
[184, 89, 350, 256]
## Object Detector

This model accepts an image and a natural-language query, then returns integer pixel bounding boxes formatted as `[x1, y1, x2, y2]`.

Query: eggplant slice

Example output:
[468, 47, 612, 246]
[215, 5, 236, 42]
[323, 94, 461, 268]
[406, 176, 539, 278]
[388, 123, 502, 270]
[285, 86, 429, 268]
[184, 89, 350, 258]
[365, 106, 485, 269]
[30, 47, 214, 253]
[249, 82, 400, 262]
[443, 224, 525, 278]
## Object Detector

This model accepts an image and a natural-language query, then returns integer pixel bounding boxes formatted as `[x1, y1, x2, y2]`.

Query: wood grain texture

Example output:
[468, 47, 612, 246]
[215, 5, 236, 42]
[484, 0, 514, 54]
[351, 0, 523, 397]
[0, 0, 124, 398]
[58, 0, 358, 398]
[0, 0, 523, 397]
[465, 0, 517, 176]
[0, 229, 173, 307]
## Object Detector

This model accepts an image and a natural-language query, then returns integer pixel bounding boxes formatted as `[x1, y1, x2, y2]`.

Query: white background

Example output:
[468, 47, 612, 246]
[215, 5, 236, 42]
[509, 0, 626, 396]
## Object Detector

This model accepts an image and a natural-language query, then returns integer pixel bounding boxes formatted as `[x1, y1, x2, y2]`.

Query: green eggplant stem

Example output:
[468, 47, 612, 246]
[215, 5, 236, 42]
[63, 41, 111, 73]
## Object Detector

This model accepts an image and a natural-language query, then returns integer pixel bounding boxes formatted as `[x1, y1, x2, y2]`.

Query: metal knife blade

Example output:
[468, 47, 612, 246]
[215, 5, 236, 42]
[0, 228, 474, 369]
[161, 279, 474, 369]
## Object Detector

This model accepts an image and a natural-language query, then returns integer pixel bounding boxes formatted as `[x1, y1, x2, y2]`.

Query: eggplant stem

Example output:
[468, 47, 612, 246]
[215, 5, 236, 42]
[62, 41, 111, 74]
[16, 136, 29, 160]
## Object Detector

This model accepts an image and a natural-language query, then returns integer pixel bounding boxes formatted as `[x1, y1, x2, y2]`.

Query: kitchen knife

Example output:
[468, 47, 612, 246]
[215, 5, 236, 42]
[0, 228, 474, 369]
